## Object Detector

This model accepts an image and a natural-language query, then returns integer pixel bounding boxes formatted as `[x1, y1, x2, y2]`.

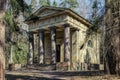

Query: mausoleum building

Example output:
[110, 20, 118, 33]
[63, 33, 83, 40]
[25, 6, 103, 71]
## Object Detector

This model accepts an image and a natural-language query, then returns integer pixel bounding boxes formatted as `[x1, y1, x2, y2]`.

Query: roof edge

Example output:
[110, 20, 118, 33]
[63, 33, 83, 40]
[25, 6, 92, 27]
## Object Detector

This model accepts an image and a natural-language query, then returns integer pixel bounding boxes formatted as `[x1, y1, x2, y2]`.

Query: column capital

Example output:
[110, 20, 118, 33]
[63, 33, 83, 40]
[49, 26, 56, 30]
[38, 29, 44, 32]
[63, 23, 70, 27]
[28, 32, 34, 34]
[76, 29, 80, 31]
[29, 33, 34, 42]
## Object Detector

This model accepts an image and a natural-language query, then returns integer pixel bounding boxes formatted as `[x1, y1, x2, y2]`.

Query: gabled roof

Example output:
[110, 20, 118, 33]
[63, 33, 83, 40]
[25, 6, 92, 26]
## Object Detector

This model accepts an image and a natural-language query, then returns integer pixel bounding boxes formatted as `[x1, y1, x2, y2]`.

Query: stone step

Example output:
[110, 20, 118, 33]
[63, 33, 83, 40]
[26, 64, 56, 71]
[33, 56, 38, 63]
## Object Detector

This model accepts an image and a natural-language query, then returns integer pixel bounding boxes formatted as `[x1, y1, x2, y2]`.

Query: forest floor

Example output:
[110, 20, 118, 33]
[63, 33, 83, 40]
[5, 70, 120, 80]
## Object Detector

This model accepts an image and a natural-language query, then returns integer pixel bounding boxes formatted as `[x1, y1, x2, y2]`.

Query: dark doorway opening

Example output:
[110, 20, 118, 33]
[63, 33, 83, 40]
[56, 45, 60, 62]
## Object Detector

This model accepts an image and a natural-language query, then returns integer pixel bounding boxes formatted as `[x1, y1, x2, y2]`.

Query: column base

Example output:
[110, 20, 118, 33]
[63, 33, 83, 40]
[56, 62, 70, 71]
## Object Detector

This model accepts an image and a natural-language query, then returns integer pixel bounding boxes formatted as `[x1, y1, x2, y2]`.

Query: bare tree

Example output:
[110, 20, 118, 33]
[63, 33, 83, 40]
[104, 0, 120, 75]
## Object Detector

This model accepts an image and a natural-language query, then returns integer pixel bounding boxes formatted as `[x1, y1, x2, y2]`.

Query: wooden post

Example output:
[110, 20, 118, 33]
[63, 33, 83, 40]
[28, 33, 34, 65]
[50, 27, 56, 64]
[38, 30, 44, 64]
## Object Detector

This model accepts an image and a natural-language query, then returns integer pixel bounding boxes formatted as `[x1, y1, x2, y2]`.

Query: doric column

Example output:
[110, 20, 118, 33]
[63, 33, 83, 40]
[64, 24, 70, 62]
[50, 27, 56, 64]
[28, 32, 34, 65]
[76, 29, 80, 61]
[38, 30, 44, 64]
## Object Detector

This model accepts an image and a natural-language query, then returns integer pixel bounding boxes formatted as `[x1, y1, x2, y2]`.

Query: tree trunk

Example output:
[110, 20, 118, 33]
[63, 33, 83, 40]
[0, 14, 5, 80]
[0, 11, 5, 80]
[0, 0, 6, 80]
[104, 0, 120, 75]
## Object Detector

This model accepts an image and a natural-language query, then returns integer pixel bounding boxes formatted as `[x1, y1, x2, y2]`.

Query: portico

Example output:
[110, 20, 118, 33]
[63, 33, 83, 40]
[25, 6, 102, 71]
[28, 23, 73, 69]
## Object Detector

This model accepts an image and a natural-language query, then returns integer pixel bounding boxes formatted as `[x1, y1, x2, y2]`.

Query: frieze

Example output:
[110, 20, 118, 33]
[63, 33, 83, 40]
[29, 14, 67, 31]
[67, 16, 88, 30]
[29, 14, 88, 31]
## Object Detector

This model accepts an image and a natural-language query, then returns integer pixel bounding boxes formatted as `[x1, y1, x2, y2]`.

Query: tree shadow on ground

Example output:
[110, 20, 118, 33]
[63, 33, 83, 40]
[5, 74, 62, 80]
[40, 71, 104, 77]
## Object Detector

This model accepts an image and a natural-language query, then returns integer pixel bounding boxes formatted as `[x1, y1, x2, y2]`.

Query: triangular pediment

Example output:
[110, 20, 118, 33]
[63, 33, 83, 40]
[25, 6, 92, 27]
[35, 6, 65, 17]
[37, 9, 59, 17]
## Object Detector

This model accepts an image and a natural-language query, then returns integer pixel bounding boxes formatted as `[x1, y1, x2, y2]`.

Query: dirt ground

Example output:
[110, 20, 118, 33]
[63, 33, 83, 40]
[5, 70, 120, 80]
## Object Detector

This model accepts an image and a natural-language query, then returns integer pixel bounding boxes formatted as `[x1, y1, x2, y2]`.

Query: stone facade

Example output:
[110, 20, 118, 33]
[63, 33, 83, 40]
[25, 6, 102, 71]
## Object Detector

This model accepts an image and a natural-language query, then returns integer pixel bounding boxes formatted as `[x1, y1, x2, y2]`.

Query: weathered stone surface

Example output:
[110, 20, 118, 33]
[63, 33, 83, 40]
[50, 27, 56, 64]
[56, 62, 69, 71]
[38, 30, 44, 64]
[28, 33, 34, 65]
[25, 6, 101, 71]
[9, 64, 21, 71]
[71, 30, 77, 62]
[64, 24, 70, 62]
[44, 34, 51, 64]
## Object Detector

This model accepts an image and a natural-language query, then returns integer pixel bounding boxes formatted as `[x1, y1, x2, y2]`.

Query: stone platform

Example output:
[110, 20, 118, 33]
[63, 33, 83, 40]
[26, 64, 56, 71]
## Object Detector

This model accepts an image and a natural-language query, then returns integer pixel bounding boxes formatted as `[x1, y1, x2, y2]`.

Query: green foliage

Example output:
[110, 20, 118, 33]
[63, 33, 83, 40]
[4, 11, 16, 33]
[4, 0, 32, 33]
[60, 0, 79, 9]
[59, 0, 68, 8]
[9, 0, 32, 16]
[87, 0, 103, 36]
[82, 0, 103, 50]
[46, 0, 51, 6]
[53, 0, 57, 7]
[39, 0, 59, 7]
[39, 0, 50, 6]
[5, 0, 31, 65]
[39, 0, 78, 10]
[10, 0, 21, 13]
[24, 5, 32, 18]
[92, 0, 98, 9]
[31, 0, 37, 11]
[90, 0, 104, 23]
[12, 35, 28, 64]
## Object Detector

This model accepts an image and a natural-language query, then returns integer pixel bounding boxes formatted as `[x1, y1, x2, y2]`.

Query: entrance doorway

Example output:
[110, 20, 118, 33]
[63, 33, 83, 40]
[56, 45, 60, 62]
